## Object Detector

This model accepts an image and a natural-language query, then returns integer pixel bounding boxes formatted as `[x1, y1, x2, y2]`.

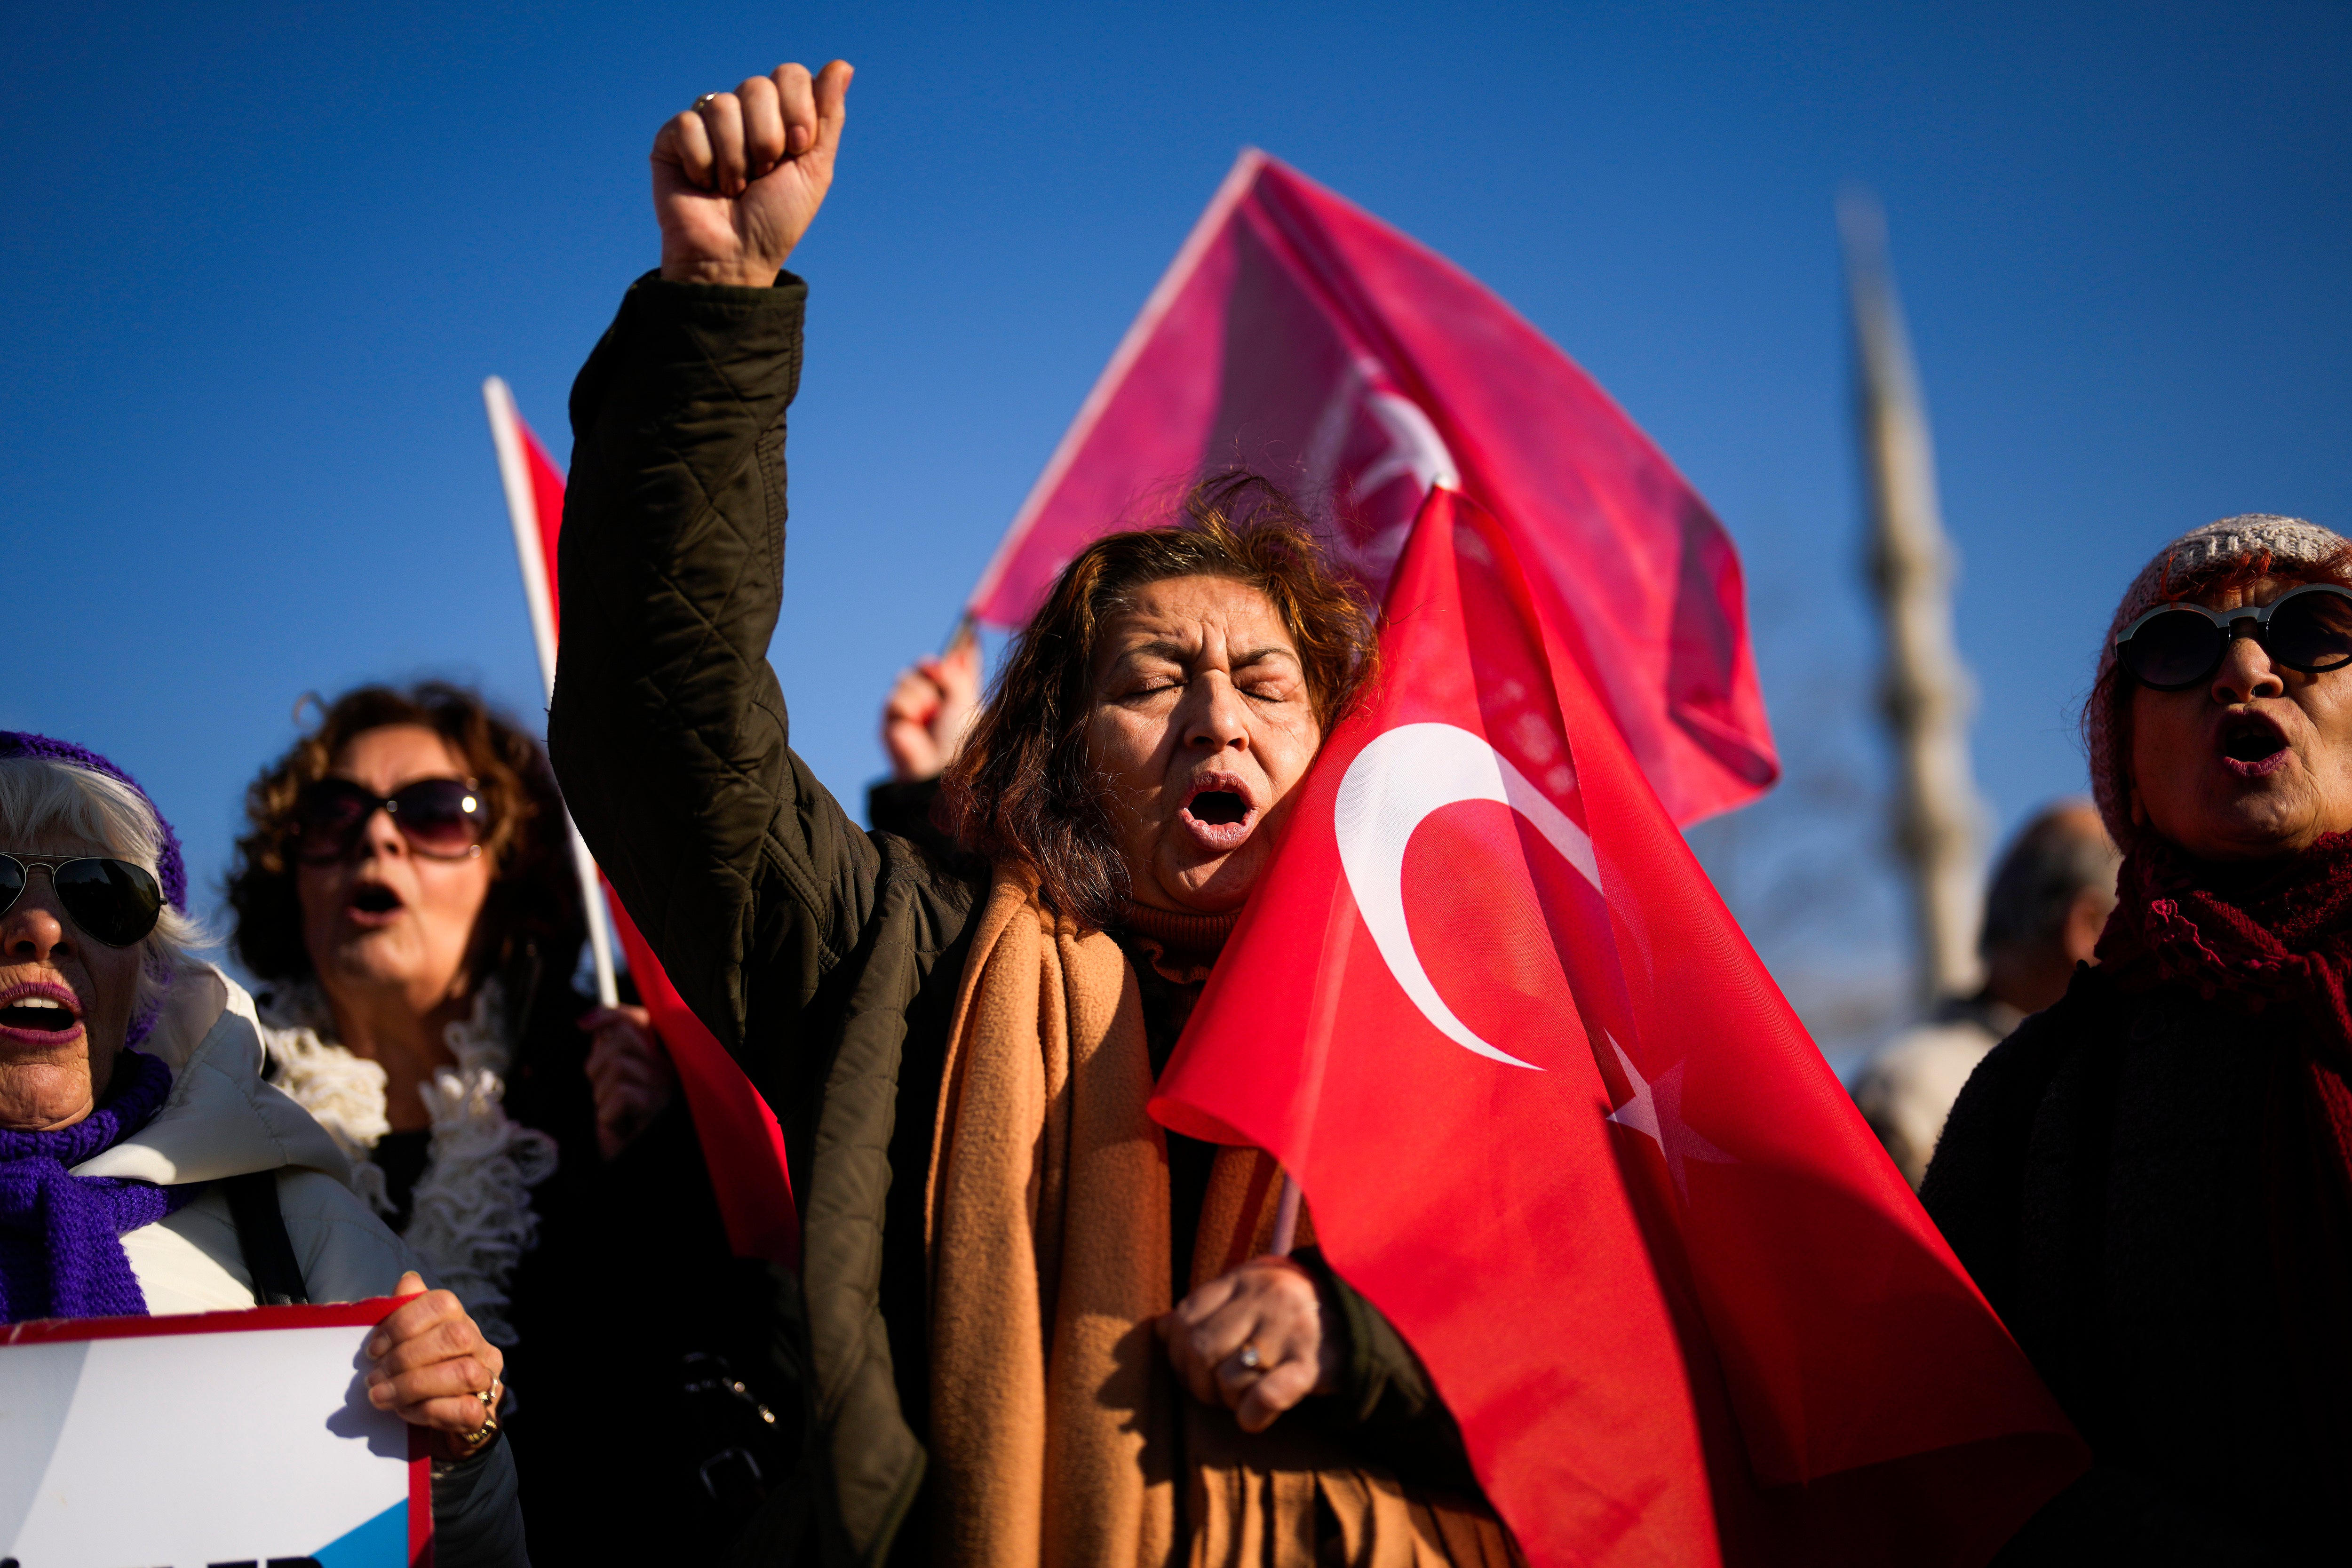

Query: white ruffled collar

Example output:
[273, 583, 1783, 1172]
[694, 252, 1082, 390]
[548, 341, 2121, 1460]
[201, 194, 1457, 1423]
[256, 978, 557, 1347]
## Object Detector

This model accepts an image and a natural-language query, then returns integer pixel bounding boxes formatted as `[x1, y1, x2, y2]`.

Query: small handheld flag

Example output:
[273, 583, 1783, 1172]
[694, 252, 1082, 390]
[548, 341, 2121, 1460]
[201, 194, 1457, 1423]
[484, 377, 801, 1267]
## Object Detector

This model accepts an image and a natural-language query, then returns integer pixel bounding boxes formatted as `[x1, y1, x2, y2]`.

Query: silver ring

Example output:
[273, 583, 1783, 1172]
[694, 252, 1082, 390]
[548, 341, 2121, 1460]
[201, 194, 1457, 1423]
[1236, 1343, 1263, 1372]
[693, 93, 719, 110]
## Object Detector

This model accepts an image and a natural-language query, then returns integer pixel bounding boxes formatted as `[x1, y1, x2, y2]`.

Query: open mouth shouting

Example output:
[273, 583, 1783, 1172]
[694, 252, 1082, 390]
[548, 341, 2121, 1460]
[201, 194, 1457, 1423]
[0, 982, 85, 1046]
[346, 879, 407, 927]
[2219, 711, 2291, 778]
[1178, 774, 1262, 853]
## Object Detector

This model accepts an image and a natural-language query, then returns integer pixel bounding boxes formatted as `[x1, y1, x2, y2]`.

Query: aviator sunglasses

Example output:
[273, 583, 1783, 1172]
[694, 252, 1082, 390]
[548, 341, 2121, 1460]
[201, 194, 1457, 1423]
[295, 776, 489, 864]
[2114, 583, 2352, 692]
[0, 855, 165, 947]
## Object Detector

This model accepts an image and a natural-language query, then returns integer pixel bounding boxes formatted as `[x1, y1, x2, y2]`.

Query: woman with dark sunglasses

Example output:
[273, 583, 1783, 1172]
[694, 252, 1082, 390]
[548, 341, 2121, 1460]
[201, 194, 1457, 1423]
[1924, 515, 2352, 1562]
[223, 681, 794, 1561]
[0, 730, 526, 1565]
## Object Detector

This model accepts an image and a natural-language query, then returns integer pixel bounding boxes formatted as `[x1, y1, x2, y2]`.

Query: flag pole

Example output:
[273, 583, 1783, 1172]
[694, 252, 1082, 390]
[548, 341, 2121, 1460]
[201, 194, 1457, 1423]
[1269, 1173, 1302, 1256]
[484, 375, 620, 1009]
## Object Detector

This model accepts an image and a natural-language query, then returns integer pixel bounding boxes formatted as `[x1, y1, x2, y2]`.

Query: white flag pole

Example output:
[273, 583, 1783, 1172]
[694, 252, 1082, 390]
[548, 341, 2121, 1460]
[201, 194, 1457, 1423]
[484, 376, 620, 1009]
[1269, 1173, 1303, 1257]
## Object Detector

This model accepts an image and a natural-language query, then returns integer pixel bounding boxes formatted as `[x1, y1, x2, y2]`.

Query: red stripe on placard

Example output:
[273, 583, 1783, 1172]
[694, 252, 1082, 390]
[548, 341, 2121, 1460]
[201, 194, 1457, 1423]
[411, 1422, 436, 1568]
[0, 1295, 407, 1343]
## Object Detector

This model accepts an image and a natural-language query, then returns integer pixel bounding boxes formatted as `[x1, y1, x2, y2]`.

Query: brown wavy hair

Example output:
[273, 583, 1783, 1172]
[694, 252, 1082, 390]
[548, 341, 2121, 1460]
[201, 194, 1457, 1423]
[227, 682, 584, 984]
[940, 473, 1380, 929]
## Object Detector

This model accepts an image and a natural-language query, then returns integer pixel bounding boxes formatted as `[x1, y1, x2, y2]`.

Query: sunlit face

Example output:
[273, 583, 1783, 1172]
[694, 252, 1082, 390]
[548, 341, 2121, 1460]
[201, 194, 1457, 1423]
[1085, 575, 1325, 914]
[295, 725, 494, 1016]
[0, 833, 144, 1131]
[2130, 576, 2352, 860]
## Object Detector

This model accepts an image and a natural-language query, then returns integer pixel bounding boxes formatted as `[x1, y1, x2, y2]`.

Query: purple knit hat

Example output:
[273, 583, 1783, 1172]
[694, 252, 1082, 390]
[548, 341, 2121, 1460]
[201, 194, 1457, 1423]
[2085, 514, 2351, 845]
[0, 732, 186, 911]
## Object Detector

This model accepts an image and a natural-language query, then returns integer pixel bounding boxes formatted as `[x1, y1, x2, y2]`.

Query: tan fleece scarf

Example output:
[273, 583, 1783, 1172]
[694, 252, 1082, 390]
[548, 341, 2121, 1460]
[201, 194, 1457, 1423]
[928, 865, 1179, 1567]
[928, 864, 1521, 1568]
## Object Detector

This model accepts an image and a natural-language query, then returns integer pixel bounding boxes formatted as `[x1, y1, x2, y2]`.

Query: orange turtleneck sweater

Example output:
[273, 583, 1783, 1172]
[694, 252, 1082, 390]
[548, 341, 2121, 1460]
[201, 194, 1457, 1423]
[1117, 902, 1239, 979]
[1112, 902, 1240, 1297]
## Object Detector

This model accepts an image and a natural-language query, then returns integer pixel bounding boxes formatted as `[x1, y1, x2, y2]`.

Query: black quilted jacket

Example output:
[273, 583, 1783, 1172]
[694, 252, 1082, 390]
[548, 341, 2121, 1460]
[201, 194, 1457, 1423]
[551, 273, 1473, 1567]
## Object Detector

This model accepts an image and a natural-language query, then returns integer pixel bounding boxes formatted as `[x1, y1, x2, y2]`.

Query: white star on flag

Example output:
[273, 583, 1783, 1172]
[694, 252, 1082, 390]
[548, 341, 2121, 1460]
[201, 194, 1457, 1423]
[1605, 1036, 1733, 1199]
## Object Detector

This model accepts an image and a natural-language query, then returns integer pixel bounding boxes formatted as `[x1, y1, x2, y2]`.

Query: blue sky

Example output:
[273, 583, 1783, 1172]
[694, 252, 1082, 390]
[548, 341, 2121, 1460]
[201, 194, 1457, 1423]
[5, 1, 2346, 1048]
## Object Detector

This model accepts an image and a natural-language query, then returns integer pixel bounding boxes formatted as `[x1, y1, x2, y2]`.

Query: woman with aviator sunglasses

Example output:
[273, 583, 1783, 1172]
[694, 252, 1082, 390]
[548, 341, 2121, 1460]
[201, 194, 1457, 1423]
[0, 730, 528, 1563]
[226, 683, 793, 1560]
[1923, 515, 2352, 1561]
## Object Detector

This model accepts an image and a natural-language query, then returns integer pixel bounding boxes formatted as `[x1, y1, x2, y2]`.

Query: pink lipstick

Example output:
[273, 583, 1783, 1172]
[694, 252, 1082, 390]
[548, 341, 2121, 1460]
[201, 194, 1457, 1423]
[0, 980, 85, 1047]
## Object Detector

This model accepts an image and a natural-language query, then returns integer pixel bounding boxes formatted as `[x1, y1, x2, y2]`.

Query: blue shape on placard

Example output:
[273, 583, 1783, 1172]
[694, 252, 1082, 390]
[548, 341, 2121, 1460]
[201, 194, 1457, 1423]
[311, 1497, 409, 1568]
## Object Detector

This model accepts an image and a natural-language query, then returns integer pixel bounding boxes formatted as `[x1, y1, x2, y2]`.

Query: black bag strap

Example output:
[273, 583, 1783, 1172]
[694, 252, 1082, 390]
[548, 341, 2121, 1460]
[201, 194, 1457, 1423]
[222, 1168, 310, 1306]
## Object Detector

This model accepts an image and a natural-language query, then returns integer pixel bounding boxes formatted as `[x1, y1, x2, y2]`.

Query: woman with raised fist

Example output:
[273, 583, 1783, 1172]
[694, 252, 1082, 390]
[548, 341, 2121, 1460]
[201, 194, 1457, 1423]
[550, 60, 1517, 1568]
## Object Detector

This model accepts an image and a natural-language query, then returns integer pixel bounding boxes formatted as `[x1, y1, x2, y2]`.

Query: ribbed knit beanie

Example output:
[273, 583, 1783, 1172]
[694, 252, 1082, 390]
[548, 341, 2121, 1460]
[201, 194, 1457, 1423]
[0, 732, 186, 912]
[2085, 515, 2349, 844]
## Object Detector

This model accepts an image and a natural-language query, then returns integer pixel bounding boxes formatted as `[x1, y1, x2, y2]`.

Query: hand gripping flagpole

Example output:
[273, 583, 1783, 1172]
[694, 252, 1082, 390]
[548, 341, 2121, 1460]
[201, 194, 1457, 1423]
[483, 376, 620, 1009]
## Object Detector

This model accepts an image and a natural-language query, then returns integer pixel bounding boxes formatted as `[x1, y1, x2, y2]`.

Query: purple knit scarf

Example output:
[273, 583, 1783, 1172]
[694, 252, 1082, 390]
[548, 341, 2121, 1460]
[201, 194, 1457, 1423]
[0, 1050, 188, 1322]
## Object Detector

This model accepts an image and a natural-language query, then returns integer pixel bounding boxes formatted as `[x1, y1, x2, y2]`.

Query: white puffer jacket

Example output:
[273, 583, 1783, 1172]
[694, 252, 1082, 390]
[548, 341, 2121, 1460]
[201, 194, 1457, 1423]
[65, 960, 528, 1568]
[71, 961, 421, 1308]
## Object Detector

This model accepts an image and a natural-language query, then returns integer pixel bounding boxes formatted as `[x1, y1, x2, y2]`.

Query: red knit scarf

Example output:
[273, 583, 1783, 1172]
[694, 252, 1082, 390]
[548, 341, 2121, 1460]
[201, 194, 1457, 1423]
[2095, 832, 2352, 1178]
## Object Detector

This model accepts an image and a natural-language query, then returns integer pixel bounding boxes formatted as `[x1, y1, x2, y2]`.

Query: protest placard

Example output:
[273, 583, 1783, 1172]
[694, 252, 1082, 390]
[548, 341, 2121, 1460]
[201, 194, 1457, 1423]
[0, 1300, 426, 1568]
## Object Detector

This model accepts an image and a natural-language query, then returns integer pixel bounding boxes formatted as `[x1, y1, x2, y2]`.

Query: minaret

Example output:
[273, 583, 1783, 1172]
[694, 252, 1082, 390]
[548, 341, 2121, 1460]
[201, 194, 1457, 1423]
[1840, 191, 1987, 1007]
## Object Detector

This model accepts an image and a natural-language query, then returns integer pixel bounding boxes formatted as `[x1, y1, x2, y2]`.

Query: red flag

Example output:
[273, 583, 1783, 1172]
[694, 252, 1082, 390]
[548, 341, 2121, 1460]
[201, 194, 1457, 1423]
[490, 388, 800, 1267]
[513, 419, 569, 634]
[599, 891, 801, 1266]
[1151, 488, 2082, 1566]
[971, 151, 1776, 824]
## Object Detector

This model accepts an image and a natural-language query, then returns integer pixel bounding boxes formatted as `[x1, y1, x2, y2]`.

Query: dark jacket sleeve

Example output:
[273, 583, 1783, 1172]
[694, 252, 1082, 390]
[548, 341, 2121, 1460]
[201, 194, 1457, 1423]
[550, 271, 879, 1082]
[429, 1442, 529, 1568]
[1295, 1248, 1483, 1496]
[865, 776, 963, 868]
[1917, 997, 2064, 1324]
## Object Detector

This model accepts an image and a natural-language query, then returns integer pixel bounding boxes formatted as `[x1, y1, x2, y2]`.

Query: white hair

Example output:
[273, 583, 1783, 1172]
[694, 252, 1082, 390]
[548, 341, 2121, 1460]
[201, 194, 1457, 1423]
[0, 756, 205, 1023]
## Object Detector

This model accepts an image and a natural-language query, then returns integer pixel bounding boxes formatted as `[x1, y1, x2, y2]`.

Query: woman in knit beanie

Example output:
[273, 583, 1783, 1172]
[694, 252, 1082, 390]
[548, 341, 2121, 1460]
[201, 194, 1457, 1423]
[1924, 515, 2352, 1562]
[0, 732, 528, 1565]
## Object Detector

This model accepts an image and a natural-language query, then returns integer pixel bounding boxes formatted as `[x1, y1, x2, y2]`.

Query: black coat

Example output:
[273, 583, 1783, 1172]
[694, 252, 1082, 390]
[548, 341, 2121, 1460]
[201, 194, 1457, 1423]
[496, 964, 793, 1564]
[1922, 962, 2352, 1563]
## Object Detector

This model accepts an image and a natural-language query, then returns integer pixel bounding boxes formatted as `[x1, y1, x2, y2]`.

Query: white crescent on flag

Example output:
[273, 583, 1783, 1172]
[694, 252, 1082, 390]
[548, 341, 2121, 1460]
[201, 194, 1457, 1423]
[1331, 721, 1598, 1071]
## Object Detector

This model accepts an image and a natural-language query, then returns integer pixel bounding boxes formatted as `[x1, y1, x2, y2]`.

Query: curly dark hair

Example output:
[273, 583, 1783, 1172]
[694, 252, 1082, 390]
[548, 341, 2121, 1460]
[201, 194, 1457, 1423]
[227, 681, 584, 984]
[940, 473, 1381, 930]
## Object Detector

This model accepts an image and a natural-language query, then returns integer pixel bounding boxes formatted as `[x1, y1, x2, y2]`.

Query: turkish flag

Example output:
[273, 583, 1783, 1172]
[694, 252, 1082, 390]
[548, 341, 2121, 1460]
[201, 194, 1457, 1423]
[503, 406, 801, 1267]
[1151, 488, 2082, 1566]
[971, 151, 1775, 824]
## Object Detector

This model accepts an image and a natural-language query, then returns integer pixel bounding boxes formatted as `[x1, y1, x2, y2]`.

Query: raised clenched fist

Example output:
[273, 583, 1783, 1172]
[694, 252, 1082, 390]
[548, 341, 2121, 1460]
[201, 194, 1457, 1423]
[652, 59, 853, 288]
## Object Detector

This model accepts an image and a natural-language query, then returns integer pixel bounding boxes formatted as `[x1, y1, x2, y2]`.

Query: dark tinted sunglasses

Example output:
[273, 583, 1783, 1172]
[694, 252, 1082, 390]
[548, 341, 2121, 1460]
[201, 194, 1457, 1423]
[295, 777, 488, 865]
[0, 855, 165, 947]
[2114, 583, 2352, 692]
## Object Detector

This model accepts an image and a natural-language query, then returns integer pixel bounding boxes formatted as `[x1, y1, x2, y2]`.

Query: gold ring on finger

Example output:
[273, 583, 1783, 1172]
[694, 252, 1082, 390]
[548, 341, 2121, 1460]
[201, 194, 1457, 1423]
[1236, 1342, 1263, 1372]
[694, 93, 719, 110]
